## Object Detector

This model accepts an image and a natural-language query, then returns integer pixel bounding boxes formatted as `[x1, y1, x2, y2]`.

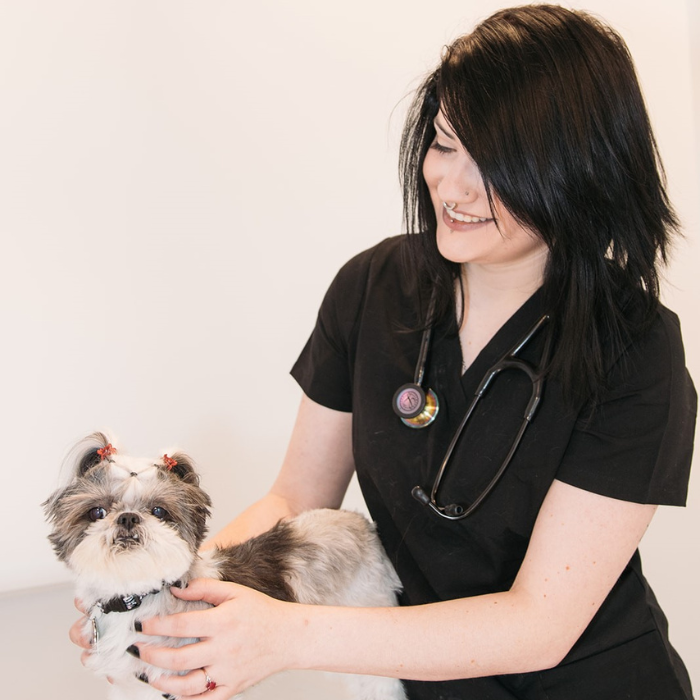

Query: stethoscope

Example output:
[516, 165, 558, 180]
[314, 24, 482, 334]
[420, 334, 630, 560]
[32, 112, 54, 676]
[392, 308, 552, 520]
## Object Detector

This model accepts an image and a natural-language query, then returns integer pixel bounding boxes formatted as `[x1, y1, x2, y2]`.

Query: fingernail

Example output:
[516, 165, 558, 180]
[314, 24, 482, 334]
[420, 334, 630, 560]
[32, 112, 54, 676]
[136, 673, 149, 684]
[134, 621, 143, 632]
[126, 644, 140, 658]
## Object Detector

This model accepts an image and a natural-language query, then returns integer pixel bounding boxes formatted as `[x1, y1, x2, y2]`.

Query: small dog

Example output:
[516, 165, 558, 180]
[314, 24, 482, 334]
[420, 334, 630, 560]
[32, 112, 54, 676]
[44, 433, 407, 700]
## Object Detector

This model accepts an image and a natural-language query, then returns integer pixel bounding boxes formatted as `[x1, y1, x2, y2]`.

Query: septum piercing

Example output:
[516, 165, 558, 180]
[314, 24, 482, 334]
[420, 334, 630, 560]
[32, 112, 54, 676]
[443, 202, 456, 211]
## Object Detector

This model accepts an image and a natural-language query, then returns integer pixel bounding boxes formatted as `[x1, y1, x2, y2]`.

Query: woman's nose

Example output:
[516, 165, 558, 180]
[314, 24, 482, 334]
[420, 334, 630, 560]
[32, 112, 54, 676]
[437, 159, 479, 205]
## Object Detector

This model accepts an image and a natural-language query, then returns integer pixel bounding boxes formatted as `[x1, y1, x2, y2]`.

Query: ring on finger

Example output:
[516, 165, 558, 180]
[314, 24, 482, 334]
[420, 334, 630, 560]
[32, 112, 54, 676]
[203, 669, 217, 692]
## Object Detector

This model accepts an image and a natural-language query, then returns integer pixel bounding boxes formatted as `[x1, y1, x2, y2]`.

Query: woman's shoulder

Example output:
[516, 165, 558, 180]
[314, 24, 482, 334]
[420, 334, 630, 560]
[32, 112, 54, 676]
[559, 301, 696, 506]
[326, 235, 411, 301]
[655, 304, 688, 349]
[334, 235, 406, 278]
[597, 300, 696, 439]
[623, 301, 690, 373]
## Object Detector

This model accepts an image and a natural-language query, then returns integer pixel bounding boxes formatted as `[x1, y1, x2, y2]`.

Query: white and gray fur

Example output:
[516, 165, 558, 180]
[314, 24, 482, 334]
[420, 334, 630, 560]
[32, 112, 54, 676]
[44, 433, 407, 700]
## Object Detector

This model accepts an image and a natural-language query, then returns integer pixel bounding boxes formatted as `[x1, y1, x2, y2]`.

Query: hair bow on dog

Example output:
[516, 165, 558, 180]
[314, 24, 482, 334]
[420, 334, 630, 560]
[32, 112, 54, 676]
[162, 454, 178, 471]
[97, 444, 117, 460]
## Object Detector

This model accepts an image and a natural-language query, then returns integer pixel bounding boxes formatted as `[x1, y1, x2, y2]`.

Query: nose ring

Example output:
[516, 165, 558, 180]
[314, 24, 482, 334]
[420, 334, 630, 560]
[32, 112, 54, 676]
[443, 202, 456, 211]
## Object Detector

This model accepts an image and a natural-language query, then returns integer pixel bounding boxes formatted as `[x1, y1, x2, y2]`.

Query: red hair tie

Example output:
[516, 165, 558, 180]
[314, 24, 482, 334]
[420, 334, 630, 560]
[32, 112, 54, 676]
[162, 454, 178, 471]
[97, 443, 117, 460]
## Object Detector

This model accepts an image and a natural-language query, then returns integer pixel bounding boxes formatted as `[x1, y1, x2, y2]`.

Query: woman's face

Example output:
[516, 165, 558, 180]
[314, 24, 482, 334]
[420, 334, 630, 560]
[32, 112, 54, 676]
[422, 111, 548, 271]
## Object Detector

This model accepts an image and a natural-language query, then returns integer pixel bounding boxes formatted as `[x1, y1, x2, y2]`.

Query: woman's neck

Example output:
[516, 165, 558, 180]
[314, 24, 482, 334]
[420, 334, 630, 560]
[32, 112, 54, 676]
[461, 247, 548, 317]
[457, 249, 548, 371]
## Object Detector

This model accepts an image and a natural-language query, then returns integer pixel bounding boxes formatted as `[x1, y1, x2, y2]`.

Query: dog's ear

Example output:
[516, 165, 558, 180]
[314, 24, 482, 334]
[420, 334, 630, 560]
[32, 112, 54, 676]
[161, 452, 200, 485]
[74, 432, 113, 477]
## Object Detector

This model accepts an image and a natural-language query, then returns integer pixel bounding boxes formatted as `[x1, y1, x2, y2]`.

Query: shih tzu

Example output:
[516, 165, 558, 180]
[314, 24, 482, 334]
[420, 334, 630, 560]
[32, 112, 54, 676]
[44, 432, 406, 700]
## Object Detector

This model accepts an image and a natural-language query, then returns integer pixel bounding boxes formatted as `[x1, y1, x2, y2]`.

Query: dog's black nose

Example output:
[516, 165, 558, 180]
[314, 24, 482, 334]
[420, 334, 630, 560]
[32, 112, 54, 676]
[117, 512, 141, 530]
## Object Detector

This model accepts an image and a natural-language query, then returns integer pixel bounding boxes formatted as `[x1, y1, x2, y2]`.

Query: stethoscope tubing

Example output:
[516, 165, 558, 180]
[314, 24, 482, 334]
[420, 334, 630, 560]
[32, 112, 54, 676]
[414, 294, 437, 387]
[411, 314, 552, 520]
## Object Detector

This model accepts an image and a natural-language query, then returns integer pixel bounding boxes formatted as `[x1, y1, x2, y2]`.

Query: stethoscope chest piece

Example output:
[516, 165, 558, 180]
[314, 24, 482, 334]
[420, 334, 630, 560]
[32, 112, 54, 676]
[393, 383, 439, 428]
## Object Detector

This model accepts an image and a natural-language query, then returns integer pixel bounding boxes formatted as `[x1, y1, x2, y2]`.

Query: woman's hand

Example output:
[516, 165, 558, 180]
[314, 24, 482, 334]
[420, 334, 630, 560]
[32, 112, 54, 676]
[133, 579, 300, 700]
[69, 599, 93, 667]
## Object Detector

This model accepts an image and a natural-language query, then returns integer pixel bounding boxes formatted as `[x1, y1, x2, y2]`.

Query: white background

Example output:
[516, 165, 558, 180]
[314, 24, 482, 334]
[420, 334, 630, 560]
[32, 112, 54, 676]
[0, 0, 698, 695]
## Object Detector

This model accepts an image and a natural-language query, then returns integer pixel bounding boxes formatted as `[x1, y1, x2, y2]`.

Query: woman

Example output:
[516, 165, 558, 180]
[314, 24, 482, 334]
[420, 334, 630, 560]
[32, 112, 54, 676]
[72, 5, 696, 699]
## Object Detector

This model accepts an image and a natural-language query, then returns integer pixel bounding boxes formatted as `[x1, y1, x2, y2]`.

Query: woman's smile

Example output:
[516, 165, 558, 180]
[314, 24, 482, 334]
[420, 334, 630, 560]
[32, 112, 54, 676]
[441, 204, 494, 229]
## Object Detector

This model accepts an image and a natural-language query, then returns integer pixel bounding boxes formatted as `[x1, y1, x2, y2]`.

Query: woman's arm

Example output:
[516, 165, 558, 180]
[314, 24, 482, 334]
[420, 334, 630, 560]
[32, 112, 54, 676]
[138, 478, 656, 698]
[203, 393, 355, 548]
[287, 478, 656, 678]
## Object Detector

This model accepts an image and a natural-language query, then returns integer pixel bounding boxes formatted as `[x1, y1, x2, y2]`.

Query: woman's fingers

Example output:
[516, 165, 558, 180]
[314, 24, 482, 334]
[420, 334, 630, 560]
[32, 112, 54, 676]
[137, 580, 242, 640]
[170, 578, 243, 606]
[137, 606, 214, 641]
[69, 614, 92, 650]
[147, 666, 228, 699]
[128, 639, 213, 674]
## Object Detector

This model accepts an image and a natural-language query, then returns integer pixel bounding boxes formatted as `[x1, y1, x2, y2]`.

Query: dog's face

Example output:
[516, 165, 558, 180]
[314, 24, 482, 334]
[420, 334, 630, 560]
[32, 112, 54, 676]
[44, 433, 211, 594]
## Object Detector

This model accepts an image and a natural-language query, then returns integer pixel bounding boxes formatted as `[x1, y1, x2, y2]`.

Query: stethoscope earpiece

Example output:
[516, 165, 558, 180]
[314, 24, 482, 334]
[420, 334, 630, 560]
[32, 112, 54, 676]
[392, 384, 439, 428]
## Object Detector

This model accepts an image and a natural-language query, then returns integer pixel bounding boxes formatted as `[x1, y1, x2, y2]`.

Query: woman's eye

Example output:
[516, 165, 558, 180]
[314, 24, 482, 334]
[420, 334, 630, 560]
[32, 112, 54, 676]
[151, 506, 169, 520]
[88, 507, 107, 521]
[430, 138, 453, 154]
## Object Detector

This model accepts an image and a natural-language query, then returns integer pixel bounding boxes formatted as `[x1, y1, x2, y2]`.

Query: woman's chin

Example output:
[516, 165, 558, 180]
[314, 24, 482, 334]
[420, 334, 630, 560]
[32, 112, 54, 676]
[435, 227, 479, 264]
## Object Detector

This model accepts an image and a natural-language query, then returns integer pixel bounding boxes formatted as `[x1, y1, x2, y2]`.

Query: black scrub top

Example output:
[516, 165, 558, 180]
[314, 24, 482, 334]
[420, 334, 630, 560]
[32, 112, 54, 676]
[291, 236, 696, 700]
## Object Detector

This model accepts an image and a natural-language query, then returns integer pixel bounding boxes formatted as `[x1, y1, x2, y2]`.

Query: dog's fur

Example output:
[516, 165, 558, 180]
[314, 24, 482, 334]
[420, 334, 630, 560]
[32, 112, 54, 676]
[44, 433, 407, 700]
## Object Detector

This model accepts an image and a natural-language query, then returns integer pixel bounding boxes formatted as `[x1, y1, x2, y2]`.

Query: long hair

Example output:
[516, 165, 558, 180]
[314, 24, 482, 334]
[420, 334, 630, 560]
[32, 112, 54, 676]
[399, 4, 679, 405]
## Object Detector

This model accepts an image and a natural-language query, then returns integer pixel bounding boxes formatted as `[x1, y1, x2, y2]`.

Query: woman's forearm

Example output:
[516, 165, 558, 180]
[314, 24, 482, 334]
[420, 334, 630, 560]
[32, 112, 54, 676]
[285, 590, 565, 682]
[284, 481, 657, 681]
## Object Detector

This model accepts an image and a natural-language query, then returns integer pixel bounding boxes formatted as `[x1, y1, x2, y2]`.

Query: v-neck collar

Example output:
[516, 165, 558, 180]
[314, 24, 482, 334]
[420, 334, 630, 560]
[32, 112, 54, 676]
[453, 287, 546, 400]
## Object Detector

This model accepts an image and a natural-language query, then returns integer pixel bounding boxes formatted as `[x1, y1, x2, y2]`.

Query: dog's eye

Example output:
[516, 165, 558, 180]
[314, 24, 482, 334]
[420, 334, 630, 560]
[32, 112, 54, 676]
[88, 507, 107, 521]
[151, 506, 169, 520]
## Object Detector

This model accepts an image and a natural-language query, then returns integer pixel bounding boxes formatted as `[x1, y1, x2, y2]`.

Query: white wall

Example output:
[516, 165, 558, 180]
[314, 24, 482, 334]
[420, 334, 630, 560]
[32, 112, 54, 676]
[0, 0, 697, 687]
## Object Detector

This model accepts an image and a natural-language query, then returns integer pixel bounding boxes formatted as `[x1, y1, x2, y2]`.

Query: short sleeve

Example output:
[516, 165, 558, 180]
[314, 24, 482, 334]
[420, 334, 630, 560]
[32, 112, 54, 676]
[556, 307, 697, 506]
[290, 244, 378, 412]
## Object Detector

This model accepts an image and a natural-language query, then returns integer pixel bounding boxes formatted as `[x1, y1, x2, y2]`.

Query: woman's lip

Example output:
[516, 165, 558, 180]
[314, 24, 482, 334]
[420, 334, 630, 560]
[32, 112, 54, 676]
[443, 203, 492, 223]
[441, 206, 494, 230]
